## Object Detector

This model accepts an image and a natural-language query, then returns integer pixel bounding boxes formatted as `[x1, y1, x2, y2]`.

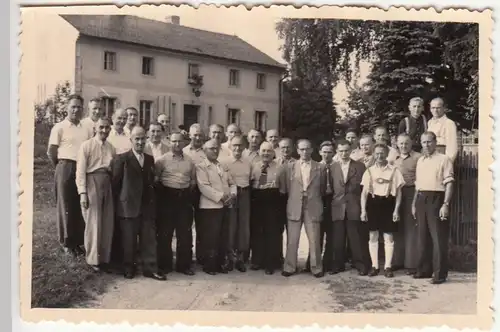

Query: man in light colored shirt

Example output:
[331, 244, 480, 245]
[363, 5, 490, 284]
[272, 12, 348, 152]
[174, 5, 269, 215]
[157, 113, 171, 146]
[373, 126, 399, 164]
[266, 129, 281, 159]
[123, 107, 139, 136]
[155, 132, 197, 276]
[392, 133, 422, 273]
[243, 129, 263, 164]
[398, 97, 427, 152]
[145, 122, 170, 161]
[219, 123, 242, 160]
[209, 124, 224, 145]
[412, 131, 454, 284]
[47, 94, 93, 257]
[427, 97, 458, 163]
[276, 138, 296, 165]
[195, 139, 237, 275]
[249, 141, 283, 274]
[182, 123, 206, 264]
[80, 97, 102, 137]
[279, 139, 327, 278]
[334, 128, 363, 162]
[76, 118, 116, 272]
[220, 136, 252, 272]
[358, 134, 376, 168]
[107, 108, 132, 154]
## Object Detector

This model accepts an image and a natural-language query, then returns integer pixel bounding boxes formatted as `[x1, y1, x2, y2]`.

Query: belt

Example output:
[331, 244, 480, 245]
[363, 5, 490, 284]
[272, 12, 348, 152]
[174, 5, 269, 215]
[88, 168, 109, 175]
[58, 159, 76, 163]
[164, 186, 191, 192]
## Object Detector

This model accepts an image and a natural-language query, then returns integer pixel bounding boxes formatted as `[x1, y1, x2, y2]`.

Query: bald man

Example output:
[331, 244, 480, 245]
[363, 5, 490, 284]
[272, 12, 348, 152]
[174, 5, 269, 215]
[266, 129, 281, 159]
[220, 123, 242, 160]
[243, 129, 263, 164]
[80, 98, 102, 137]
[108, 108, 132, 154]
[111, 126, 166, 281]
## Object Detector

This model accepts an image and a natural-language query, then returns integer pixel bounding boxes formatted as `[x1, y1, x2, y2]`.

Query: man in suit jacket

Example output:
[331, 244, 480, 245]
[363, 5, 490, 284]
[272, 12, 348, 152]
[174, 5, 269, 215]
[279, 139, 327, 278]
[330, 139, 370, 275]
[111, 126, 166, 281]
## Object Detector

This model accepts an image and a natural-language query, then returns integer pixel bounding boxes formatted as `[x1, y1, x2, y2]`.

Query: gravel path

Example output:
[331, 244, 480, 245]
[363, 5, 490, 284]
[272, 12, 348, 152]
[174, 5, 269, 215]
[85, 230, 477, 313]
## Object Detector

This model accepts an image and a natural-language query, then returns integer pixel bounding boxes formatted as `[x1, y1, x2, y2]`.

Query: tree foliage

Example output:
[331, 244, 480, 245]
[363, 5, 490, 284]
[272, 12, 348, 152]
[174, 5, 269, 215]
[34, 81, 72, 124]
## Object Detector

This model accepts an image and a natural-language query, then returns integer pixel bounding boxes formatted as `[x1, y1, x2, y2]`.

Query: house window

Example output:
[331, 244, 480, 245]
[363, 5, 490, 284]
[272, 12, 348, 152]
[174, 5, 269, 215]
[255, 111, 266, 131]
[101, 97, 116, 118]
[257, 73, 266, 90]
[188, 63, 200, 78]
[227, 108, 240, 126]
[104, 51, 117, 71]
[139, 100, 153, 128]
[142, 57, 154, 76]
[229, 69, 240, 87]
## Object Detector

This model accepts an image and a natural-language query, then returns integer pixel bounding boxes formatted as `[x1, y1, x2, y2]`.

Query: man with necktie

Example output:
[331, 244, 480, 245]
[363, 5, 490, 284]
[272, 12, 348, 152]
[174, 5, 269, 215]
[279, 139, 327, 278]
[111, 126, 166, 280]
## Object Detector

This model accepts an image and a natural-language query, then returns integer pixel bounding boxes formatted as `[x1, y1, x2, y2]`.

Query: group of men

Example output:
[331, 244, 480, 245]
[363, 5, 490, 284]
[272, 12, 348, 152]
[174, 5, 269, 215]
[46, 94, 456, 284]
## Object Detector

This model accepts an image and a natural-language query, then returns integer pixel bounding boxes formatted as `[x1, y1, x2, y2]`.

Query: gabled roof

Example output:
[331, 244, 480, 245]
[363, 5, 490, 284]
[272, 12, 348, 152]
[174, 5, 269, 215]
[60, 14, 286, 70]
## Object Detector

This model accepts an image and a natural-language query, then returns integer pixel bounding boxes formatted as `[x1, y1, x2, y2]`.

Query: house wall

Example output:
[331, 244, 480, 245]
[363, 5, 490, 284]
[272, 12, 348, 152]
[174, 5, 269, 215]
[77, 36, 282, 133]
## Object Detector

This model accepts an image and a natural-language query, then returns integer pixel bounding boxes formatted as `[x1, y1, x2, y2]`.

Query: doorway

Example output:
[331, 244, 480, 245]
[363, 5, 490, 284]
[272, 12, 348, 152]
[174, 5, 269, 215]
[183, 104, 200, 130]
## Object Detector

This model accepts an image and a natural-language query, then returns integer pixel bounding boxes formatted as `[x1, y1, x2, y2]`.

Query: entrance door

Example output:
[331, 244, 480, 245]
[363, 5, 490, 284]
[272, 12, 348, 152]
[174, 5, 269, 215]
[183, 104, 200, 130]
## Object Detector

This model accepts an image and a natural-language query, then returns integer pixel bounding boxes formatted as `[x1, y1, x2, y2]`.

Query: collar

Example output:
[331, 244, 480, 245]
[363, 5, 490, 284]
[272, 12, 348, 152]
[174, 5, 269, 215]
[339, 159, 351, 166]
[93, 136, 106, 145]
[430, 114, 448, 122]
[167, 151, 184, 159]
[374, 162, 390, 170]
[321, 160, 334, 166]
[65, 118, 82, 127]
[398, 151, 414, 160]
[188, 143, 203, 151]
[422, 151, 440, 159]
[300, 159, 311, 165]
[229, 155, 243, 163]
[132, 149, 143, 159]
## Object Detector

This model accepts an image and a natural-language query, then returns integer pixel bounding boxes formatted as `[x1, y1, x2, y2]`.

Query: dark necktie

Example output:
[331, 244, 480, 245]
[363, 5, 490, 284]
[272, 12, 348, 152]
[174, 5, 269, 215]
[326, 165, 332, 193]
[259, 163, 269, 186]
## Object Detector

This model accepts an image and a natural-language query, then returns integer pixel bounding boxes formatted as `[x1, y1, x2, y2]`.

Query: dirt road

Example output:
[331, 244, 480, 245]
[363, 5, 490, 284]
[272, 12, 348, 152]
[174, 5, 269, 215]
[86, 230, 477, 313]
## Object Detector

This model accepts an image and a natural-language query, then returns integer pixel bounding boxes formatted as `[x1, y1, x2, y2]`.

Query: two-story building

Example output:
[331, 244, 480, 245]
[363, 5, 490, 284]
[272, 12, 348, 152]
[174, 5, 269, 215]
[46, 14, 286, 133]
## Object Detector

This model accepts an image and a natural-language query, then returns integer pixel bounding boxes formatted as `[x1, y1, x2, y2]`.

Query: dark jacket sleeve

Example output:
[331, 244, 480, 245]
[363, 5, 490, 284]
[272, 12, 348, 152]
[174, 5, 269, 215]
[398, 117, 407, 135]
[111, 154, 125, 202]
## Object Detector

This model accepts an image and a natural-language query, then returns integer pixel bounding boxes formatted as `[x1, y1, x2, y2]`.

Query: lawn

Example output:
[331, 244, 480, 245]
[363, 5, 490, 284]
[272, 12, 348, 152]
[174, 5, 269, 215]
[31, 123, 115, 308]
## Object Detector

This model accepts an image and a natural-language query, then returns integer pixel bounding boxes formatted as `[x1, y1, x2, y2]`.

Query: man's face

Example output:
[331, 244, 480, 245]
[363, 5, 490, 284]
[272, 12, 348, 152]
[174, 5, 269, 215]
[210, 126, 223, 142]
[88, 101, 102, 120]
[374, 129, 388, 144]
[345, 132, 358, 147]
[126, 109, 138, 126]
[157, 115, 169, 130]
[226, 125, 240, 141]
[279, 140, 292, 158]
[190, 128, 204, 147]
[230, 137, 244, 158]
[374, 146, 388, 163]
[266, 130, 279, 147]
[297, 141, 312, 160]
[336, 143, 351, 161]
[248, 131, 262, 148]
[204, 143, 219, 161]
[320, 145, 335, 163]
[66, 98, 83, 122]
[170, 133, 183, 153]
[114, 111, 127, 129]
[409, 100, 424, 118]
[359, 138, 373, 155]
[430, 99, 445, 118]
[397, 136, 412, 154]
[421, 134, 437, 156]
[149, 125, 162, 143]
[260, 144, 274, 162]
[95, 119, 111, 141]
[131, 130, 147, 153]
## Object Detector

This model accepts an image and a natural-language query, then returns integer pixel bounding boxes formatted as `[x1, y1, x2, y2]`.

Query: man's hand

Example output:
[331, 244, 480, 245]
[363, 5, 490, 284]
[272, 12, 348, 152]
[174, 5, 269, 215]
[360, 211, 367, 222]
[411, 203, 416, 219]
[439, 204, 449, 221]
[392, 210, 399, 223]
[80, 193, 89, 210]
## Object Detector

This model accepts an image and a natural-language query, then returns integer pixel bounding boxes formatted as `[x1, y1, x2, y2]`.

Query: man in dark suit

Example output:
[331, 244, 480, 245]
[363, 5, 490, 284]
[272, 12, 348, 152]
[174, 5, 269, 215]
[111, 126, 166, 281]
[330, 139, 370, 275]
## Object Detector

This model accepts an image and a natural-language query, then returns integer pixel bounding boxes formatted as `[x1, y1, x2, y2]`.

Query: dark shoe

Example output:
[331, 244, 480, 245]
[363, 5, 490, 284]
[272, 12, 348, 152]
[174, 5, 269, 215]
[384, 268, 394, 278]
[368, 267, 380, 277]
[391, 265, 403, 272]
[235, 261, 247, 272]
[177, 268, 195, 276]
[75, 246, 86, 256]
[124, 270, 135, 279]
[302, 266, 311, 273]
[226, 261, 234, 272]
[203, 268, 216, 275]
[413, 272, 433, 279]
[358, 268, 368, 276]
[61, 246, 77, 257]
[89, 264, 100, 272]
[250, 264, 261, 271]
[430, 278, 446, 285]
[313, 272, 325, 278]
[143, 272, 167, 281]
[406, 269, 416, 276]
[329, 266, 346, 275]
[265, 269, 274, 275]
[281, 271, 294, 277]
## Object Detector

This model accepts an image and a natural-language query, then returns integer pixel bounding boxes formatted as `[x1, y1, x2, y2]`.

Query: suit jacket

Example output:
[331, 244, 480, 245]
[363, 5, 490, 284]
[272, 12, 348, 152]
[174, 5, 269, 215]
[195, 159, 236, 209]
[279, 159, 326, 223]
[330, 159, 366, 221]
[111, 150, 156, 219]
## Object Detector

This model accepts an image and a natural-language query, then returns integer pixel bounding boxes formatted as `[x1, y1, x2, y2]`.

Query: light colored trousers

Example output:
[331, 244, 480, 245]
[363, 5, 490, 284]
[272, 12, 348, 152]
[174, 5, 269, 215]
[284, 219, 322, 274]
[81, 171, 114, 265]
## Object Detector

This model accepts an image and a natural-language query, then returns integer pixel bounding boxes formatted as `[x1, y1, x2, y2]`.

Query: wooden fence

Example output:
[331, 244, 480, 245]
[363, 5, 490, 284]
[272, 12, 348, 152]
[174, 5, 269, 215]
[449, 144, 478, 246]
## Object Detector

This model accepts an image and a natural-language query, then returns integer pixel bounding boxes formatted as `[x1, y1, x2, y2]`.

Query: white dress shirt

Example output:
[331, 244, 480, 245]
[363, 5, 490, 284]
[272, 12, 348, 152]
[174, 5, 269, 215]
[48, 119, 93, 161]
[427, 114, 458, 162]
[339, 159, 350, 182]
[107, 128, 132, 154]
[300, 160, 311, 191]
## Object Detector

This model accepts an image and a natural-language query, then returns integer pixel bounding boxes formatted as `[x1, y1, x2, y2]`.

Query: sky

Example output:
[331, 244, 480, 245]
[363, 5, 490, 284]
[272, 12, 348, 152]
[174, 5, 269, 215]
[22, 4, 372, 114]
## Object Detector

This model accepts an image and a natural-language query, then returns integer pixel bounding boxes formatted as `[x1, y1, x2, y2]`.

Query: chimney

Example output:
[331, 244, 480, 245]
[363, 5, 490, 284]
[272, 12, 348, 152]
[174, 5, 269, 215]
[165, 15, 180, 25]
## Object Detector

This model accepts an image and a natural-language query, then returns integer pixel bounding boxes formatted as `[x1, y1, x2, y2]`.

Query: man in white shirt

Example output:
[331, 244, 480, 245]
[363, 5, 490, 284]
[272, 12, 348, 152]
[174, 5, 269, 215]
[427, 97, 458, 163]
[47, 94, 93, 257]
[145, 122, 170, 161]
[80, 98, 102, 137]
[373, 126, 399, 164]
[123, 107, 139, 136]
[266, 129, 281, 159]
[107, 108, 132, 154]
[243, 129, 263, 164]
[219, 123, 241, 160]
[76, 118, 116, 272]
[157, 113, 171, 146]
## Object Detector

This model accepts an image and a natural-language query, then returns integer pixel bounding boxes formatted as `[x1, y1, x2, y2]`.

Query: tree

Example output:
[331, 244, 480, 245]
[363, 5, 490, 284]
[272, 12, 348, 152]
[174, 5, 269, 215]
[34, 81, 72, 124]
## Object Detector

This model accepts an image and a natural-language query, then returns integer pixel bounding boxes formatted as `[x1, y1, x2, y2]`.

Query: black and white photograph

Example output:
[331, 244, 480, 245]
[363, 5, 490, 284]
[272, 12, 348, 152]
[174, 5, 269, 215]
[18, 3, 493, 329]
